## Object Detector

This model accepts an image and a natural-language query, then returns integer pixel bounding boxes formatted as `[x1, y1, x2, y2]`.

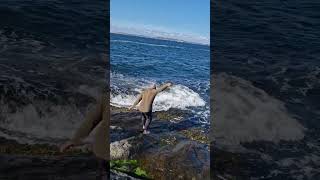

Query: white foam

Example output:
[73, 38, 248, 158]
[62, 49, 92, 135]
[0, 99, 95, 144]
[111, 72, 207, 116]
[212, 73, 305, 145]
[111, 84, 206, 112]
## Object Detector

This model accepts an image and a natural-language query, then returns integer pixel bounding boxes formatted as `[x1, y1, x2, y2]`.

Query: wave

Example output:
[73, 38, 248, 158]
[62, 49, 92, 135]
[212, 73, 305, 145]
[0, 29, 47, 54]
[0, 101, 87, 144]
[110, 72, 206, 112]
[0, 75, 101, 144]
[111, 84, 206, 112]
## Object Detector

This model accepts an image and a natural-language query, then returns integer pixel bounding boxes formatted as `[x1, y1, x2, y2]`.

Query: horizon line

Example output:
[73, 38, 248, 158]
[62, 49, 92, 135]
[110, 24, 210, 46]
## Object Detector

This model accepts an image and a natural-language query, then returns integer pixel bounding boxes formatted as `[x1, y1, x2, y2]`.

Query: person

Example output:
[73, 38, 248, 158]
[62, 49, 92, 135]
[128, 82, 173, 134]
[60, 94, 109, 179]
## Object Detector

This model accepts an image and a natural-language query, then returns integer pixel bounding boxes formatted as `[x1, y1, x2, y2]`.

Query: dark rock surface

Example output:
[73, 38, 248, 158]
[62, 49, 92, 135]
[111, 170, 140, 180]
[110, 109, 210, 179]
[0, 154, 101, 180]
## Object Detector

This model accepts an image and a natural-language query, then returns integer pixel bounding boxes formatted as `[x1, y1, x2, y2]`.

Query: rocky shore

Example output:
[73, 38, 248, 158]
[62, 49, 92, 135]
[110, 107, 210, 179]
[0, 107, 211, 180]
[0, 137, 102, 180]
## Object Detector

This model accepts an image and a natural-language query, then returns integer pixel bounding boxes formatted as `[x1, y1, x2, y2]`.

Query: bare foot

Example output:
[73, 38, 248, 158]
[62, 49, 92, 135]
[143, 130, 150, 135]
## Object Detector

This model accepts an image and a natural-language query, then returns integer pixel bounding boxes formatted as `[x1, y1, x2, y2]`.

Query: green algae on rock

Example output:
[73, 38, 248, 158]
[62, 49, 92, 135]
[111, 106, 132, 113]
[180, 128, 210, 145]
[110, 159, 150, 179]
[155, 111, 182, 121]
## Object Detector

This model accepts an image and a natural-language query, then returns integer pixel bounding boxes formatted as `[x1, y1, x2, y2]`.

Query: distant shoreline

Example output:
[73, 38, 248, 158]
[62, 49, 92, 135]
[110, 32, 210, 46]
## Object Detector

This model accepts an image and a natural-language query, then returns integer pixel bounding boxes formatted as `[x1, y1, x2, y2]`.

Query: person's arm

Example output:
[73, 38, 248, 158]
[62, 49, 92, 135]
[156, 82, 173, 93]
[129, 93, 142, 110]
[60, 98, 103, 152]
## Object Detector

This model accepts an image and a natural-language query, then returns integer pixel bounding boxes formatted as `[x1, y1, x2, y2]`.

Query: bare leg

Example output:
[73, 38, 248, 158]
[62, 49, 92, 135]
[143, 111, 152, 134]
[141, 112, 147, 130]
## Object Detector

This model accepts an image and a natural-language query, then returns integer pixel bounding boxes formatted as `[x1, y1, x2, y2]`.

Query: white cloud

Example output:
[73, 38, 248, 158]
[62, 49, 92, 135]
[110, 22, 210, 45]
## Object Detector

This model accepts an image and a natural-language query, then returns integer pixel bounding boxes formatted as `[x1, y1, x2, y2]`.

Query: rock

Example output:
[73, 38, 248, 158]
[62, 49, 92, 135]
[110, 108, 210, 179]
[180, 127, 210, 145]
[110, 136, 144, 160]
[111, 138, 133, 160]
[0, 154, 102, 180]
[137, 140, 210, 180]
[0, 137, 104, 180]
[110, 170, 140, 180]
[0, 137, 90, 156]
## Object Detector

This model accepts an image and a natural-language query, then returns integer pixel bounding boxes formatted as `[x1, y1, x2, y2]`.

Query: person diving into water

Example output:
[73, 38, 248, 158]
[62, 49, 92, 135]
[128, 82, 173, 134]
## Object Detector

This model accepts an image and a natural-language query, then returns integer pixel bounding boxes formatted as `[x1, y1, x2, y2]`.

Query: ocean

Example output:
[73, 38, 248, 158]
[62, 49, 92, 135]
[213, 1, 320, 179]
[1, 0, 319, 179]
[110, 33, 210, 125]
[0, 0, 108, 144]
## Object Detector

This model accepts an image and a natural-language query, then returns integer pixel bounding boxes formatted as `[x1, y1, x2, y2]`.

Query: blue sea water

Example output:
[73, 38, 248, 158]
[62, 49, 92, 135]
[213, 0, 320, 179]
[0, 0, 108, 143]
[110, 33, 210, 124]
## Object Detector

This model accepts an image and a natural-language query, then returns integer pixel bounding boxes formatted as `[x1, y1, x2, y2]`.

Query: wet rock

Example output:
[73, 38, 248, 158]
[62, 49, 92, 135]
[111, 138, 133, 160]
[111, 170, 140, 180]
[137, 140, 210, 180]
[110, 108, 210, 179]
[0, 154, 102, 180]
[0, 137, 101, 179]
[110, 136, 144, 160]
[180, 127, 210, 145]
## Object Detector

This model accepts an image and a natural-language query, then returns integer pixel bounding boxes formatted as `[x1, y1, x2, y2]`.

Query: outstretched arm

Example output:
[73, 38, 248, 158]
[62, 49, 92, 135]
[129, 93, 142, 110]
[60, 98, 103, 152]
[156, 82, 173, 93]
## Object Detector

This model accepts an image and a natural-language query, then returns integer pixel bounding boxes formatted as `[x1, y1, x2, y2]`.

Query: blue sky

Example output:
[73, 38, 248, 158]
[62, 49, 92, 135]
[111, 0, 210, 44]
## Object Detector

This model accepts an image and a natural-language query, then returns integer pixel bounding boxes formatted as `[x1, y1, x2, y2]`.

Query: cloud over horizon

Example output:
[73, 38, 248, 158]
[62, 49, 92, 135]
[110, 23, 210, 45]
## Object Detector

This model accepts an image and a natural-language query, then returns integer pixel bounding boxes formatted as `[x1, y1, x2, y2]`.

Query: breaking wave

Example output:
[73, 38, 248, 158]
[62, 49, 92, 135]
[110, 72, 206, 112]
[0, 75, 100, 144]
[212, 73, 305, 145]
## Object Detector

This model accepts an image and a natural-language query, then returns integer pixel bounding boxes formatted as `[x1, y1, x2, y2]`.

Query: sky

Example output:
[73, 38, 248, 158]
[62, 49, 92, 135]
[111, 0, 210, 45]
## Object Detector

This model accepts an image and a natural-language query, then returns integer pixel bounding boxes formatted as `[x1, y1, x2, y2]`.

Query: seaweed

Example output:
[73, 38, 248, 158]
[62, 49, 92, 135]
[110, 159, 150, 179]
